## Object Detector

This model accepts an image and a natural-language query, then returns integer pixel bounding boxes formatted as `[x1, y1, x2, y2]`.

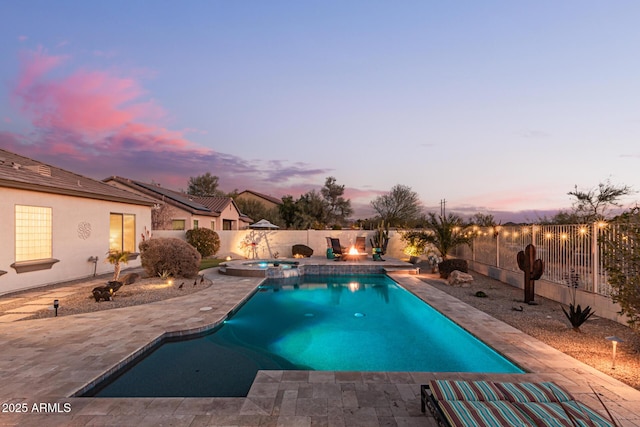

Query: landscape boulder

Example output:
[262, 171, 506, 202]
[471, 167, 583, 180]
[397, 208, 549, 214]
[119, 272, 140, 285]
[292, 244, 313, 258]
[447, 270, 474, 287]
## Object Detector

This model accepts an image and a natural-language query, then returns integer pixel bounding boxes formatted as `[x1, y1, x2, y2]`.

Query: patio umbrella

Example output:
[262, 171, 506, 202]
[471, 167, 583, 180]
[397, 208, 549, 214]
[248, 219, 280, 229]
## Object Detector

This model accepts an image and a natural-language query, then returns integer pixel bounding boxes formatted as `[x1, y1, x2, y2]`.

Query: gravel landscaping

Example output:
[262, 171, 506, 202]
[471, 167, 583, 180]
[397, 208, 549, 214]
[418, 268, 640, 391]
[0, 271, 212, 320]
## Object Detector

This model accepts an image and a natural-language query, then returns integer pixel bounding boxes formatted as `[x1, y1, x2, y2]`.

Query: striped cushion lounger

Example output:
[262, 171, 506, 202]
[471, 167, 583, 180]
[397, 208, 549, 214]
[436, 400, 538, 427]
[421, 380, 614, 427]
[515, 401, 614, 427]
[493, 381, 574, 403]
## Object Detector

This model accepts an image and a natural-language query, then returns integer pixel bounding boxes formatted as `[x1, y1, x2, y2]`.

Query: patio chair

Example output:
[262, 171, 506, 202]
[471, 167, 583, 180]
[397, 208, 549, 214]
[330, 238, 344, 261]
[421, 379, 614, 427]
[355, 236, 366, 253]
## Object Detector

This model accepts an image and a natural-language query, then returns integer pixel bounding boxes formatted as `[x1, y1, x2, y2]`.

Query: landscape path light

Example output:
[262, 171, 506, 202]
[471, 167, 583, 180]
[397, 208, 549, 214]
[53, 299, 59, 317]
[605, 335, 624, 369]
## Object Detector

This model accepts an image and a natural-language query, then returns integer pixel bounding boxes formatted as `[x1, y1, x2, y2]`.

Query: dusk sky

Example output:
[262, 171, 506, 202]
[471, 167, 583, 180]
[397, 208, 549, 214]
[2, 1, 639, 222]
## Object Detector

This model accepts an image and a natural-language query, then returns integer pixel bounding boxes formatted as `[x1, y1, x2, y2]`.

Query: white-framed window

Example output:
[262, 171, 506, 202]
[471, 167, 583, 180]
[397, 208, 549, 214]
[15, 205, 52, 262]
[110, 213, 136, 253]
[210, 220, 216, 230]
[193, 219, 199, 229]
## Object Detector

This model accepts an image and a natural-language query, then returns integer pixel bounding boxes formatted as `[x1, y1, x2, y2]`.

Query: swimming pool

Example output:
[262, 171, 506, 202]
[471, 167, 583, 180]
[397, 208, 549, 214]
[88, 274, 523, 397]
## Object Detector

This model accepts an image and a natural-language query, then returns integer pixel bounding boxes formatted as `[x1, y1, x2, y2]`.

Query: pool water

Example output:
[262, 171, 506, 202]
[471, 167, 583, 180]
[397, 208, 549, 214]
[90, 274, 523, 397]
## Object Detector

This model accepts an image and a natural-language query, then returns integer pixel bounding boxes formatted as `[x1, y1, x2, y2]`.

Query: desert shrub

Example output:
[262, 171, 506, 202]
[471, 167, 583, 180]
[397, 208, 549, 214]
[139, 238, 201, 278]
[600, 207, 640, 331]
[185, 228, 220, 257]
[401, 230, 431, 257]
[438, 258, 468, 279]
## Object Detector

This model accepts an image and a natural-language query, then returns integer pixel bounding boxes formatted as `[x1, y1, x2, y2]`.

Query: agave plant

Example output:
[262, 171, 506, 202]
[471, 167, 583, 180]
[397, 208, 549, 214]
[562, 303, 595, 332]
[561, 270, 595, 332]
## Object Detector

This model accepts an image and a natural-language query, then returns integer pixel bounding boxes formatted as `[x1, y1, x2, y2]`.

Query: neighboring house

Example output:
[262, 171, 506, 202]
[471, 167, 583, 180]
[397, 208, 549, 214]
[236, 190, 282, 210]
[104, 177, 252, 231]
[0, 149, 155, 295]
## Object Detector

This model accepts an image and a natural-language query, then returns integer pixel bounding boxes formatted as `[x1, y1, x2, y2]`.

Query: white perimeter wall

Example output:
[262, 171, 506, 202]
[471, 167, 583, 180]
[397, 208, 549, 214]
[0, 187, 151, 295]
[154, 229, 407, 260]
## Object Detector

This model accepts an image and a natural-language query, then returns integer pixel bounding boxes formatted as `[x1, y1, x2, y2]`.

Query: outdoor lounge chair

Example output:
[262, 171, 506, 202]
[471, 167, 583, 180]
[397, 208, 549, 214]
[421, 379, 614, 427]
[330, 238, 344, 261]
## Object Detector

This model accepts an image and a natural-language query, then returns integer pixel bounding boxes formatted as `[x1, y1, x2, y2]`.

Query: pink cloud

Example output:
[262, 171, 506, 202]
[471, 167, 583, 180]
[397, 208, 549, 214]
[14, 47, 67, 94]
[2, 47, 331, 201]
[9, 48, 218, 165]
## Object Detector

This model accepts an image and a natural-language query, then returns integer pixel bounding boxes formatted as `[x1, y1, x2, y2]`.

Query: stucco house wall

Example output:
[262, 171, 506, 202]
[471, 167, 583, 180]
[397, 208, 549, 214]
[103, 177, 250, 231]
[0, 188, 152, 296]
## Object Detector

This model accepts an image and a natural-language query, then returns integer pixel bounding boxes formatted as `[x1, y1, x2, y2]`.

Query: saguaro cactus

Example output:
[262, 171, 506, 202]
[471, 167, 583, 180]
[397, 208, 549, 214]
[517, 244, 544, 304]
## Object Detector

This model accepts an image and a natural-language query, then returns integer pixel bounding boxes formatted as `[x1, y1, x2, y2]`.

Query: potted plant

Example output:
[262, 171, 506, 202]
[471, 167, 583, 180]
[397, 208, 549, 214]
[426, 248, 443, 273]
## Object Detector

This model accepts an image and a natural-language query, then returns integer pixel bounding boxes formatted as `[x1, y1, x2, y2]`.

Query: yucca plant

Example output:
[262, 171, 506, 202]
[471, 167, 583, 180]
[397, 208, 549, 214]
[561, 270, 595, 332]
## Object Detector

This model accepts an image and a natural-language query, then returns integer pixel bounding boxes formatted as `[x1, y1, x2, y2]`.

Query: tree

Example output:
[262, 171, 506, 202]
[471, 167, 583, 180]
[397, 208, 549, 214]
[151, 202, 173, 230]
[600, 207, 640, 331]
[568, 180, 634, 222]
[295, 190, 328, 229]
[279, 195, 298, 229]
[537, 210, 583, 225]
[235, 198, 282, 227]
[187, 173, 222, 196]
[321, 176, 353, 226]
[370, 184, 422, 227]
[468, 213, 499, 227]
[423, 212, 472, 258]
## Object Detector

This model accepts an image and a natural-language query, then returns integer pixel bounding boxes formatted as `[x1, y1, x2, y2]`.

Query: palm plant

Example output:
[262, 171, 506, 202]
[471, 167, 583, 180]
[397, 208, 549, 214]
[423, 212, 472, 258]
[106, 250, 130, 280]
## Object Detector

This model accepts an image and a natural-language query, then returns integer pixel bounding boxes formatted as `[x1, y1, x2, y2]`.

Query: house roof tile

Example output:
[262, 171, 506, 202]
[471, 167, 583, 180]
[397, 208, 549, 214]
[0, 149, 155, 206]
[105, 176, 252, 222]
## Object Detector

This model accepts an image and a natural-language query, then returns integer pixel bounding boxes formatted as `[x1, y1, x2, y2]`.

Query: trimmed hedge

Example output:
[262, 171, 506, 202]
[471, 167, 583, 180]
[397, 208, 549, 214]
[186, 228, 220, 257]
[438, 258, 468, 279]
[139, 238, 201, 278]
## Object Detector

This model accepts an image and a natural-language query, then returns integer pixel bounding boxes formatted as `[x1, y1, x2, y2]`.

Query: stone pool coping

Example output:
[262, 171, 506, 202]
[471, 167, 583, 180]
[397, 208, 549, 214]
[0, 259, 638, 426]
[218, 256, 415, 278]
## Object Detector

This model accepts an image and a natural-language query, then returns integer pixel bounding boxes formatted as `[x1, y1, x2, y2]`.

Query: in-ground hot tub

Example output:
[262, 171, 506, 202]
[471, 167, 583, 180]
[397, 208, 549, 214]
[218, 259, 300, 278]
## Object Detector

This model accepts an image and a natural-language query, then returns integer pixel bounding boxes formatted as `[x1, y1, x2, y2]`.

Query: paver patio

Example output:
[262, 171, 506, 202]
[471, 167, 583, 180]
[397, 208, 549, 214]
[0, 258, 638, 426]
